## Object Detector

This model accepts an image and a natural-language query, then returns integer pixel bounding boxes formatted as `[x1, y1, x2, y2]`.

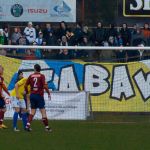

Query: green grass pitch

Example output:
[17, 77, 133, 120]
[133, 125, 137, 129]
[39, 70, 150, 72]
[1, 115, 150, 150]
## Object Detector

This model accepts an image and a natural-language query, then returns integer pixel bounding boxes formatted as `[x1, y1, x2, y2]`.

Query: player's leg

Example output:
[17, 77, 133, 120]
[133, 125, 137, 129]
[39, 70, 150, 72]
[0, 108, 6, 129]
[12, 97, 20, 131]
[0, 98, 7, 129]
[13, 107, 20, 131]
[40, 108, 52, 132]
[38, 96, 52, 132]
[20, 100, 28, 130]
[25, 109, 36, 131]
[25, 94, 37, 131]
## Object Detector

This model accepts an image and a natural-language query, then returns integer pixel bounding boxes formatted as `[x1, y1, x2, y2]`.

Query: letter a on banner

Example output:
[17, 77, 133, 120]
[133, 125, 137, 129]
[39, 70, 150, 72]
[110, 65, 135, 100]
[58, 65, 79, 91]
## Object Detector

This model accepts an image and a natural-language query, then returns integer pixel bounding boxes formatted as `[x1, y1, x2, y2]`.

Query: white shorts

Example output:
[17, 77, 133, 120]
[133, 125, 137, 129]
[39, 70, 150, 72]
[11, 97, 26, 109]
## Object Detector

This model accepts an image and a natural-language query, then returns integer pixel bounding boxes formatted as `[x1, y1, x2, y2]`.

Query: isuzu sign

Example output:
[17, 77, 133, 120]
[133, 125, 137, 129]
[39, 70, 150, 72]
[123, 0, 150, 17]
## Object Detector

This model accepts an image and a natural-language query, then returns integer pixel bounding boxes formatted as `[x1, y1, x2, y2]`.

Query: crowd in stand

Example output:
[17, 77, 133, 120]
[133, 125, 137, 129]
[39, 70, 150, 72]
[0, 21, 150, 62]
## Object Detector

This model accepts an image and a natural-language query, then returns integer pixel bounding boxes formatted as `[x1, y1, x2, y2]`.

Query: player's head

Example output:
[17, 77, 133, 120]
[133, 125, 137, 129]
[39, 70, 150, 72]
[17, 70, 23, 82]
[34, 64, 41, 72]
[0, 65, 4, 75]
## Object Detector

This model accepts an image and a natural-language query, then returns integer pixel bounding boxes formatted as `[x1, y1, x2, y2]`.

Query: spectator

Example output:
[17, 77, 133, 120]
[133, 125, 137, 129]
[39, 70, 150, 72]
[92, 22, 106, 46]
[120, 23, 131, 46]
[0, 29, 4, 45]
[127, 28, 147, 61]
[106, 23, 118, 40]
[35, 31, 46, 46]
[3, 27, 9, 45]
[66, 29, 75, 46]
[82, 25, 92, 41]
[24, 22, 36, 44]
[17, 34, 29, 45]
[98, 40, 116, 62]
[131, 27, 146, 46]
[114, 33, 123, 46]
[73, 22, 83, 44]
[0, 29, 6, 55]
[46, 31, 57, 46]
[58, 49, 72, 60]
[130, 24, 138, 35]
[57, 21, 68, 41]
[142, 23, 150, 46]
[33, 41, 43, 59]
[108, 36, 117, 46]
[16, 34, 29, 56]
[43, 23, 54, 41]
[11, 27, 22, 45]
[35, 24, 41, 38]
[77, 36, 94, 60]
[58, 36, 73, 59]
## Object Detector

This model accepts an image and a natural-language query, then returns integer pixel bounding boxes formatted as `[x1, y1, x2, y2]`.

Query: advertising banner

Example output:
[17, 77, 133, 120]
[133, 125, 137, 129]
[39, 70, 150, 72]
[117, 0, 150, 24]
[1, 55, 150, 112]
[5, 91, 88, 120]
[0, 0, 76, 22]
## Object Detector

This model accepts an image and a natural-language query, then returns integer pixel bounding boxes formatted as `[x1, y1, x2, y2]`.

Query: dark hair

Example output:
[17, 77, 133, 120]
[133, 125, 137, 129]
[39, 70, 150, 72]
[34, 64, 41, 72]
[16, 70, 23, 83]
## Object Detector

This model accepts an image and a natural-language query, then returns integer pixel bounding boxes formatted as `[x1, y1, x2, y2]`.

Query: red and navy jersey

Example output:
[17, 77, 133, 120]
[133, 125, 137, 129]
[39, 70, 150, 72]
[25, 73, 46, 96]
[0, 76, 4, 98]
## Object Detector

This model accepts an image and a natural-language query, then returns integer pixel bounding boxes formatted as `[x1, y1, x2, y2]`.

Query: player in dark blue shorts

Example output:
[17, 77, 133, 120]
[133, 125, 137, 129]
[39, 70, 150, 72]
[25, 64, 51, 132]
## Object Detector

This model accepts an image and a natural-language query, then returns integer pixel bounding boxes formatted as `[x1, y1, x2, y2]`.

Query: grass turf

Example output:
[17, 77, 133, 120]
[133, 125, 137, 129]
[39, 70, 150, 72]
[1, 118, 150, 150]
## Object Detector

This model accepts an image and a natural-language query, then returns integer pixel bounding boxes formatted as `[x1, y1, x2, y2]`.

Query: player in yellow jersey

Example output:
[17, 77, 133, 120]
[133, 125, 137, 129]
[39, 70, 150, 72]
[10, 70, 30, 131]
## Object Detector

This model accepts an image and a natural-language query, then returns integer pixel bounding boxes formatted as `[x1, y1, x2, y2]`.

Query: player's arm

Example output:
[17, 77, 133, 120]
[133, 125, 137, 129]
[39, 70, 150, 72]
[44, 83, 51, 100]
[42, 75, 51, 99]
[44, 83, 50, 95]
[2, 83, 10, 96]
[26, 94, 30, 112]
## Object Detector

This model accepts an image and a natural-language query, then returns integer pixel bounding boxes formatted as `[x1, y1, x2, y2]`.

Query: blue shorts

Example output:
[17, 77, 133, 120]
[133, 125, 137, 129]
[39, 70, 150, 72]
[0, 98, 6, 109]
[30, 94, 45, 109]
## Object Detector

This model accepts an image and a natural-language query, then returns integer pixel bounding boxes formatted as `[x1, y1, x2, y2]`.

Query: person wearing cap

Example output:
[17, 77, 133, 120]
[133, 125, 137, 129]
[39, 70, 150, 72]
[35, 31, 46, 46]
[24, 22, 36, 44]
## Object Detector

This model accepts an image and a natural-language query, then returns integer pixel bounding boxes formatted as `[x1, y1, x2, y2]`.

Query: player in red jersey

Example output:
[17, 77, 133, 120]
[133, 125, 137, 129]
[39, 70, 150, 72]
[0, 65, 10, 129]
[24, 64, 52, 132]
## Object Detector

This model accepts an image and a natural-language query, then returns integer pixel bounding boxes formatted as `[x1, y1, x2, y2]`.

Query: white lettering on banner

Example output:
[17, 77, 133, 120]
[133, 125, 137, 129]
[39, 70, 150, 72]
[130, 0, 143, 10]
[130, 0, 150, 11]
[110, 65, 135, 100]
[133, 69, 150, 101]
[143, 0, 150, 10]
[59, 66, 80, 91]
[18, 60, 150, 101]
[84, 65, 110, 95]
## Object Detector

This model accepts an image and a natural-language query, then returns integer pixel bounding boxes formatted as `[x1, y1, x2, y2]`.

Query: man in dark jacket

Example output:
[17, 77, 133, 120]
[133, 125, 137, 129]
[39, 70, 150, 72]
[92, 22, 106, 46]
